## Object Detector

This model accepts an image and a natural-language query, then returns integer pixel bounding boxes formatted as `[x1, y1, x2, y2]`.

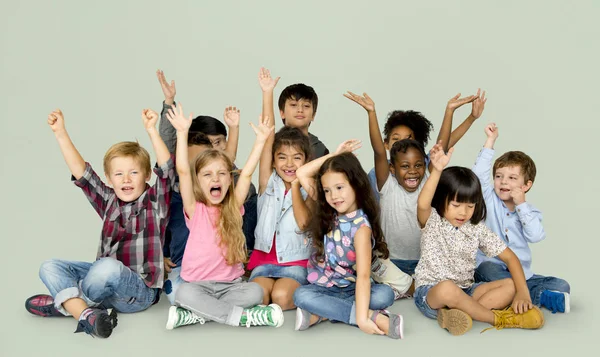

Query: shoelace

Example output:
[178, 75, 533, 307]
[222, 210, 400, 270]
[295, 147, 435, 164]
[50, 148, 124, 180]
[480, 308, 515, 333]
[245, 308, 271, 327]
[180, 310, 205, 325]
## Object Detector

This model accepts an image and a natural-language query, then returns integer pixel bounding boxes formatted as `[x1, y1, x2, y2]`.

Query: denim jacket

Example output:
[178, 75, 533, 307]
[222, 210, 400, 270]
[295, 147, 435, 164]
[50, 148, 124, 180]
[254, 171, 310, 263]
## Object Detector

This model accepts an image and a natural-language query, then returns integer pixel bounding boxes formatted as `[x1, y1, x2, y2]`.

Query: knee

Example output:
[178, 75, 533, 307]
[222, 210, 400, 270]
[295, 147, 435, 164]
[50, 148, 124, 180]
[174, 283, 193, 305]
[370, 284, 395, 309]
[293, 286, 312, 307]
[86, 258, 122, 285]
[500, 278, 516, 296]
[554, 278, 571, 294]
[39, 259, 61, 281]
[435, 281, 462, 305]
[248, 283, 265, 305]
[271, 287, 295, 308]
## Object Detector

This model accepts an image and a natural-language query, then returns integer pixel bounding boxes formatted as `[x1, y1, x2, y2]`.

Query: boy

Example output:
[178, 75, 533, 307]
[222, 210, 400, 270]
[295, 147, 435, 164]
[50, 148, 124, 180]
[473, 123, 571, 313]
[25, 108, 175, 338]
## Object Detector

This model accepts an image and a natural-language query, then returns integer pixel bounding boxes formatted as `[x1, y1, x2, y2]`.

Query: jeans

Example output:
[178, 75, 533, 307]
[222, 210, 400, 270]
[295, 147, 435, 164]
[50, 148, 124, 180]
[39, 258, 158, 315]
[164, 266, 184, 305]
[414, 282, 484, 319]
[293, 283, 395, 325]
[475, 261, 570, 305]
[390, 259, 419, 276]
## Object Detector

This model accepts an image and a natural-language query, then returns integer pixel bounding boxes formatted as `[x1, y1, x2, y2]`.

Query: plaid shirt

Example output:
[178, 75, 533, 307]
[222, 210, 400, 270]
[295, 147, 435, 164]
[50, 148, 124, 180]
[73, 158, 176, 289]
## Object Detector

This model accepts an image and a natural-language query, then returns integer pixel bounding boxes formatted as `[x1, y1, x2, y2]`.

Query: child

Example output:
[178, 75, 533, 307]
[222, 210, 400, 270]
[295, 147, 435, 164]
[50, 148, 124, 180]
[473, 123, 571, 313]
[163, 103, 284, 330]
[413, 143, 544, 336]
[293, 149, 404, 339]
[259, 67, 329, 158]
[25, 108, 175, 338]
[344, 91, 485, 277]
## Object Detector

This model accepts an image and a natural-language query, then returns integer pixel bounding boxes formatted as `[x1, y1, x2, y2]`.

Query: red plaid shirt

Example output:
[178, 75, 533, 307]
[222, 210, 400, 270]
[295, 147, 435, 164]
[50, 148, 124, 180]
[73, 158, 176, 289]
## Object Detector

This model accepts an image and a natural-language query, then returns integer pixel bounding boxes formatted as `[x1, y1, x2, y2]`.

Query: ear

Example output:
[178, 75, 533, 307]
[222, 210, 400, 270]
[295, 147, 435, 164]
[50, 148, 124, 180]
[389, 162, 396, 176]
[384, 140, 390, 151]
[523, 180, 533, 193]
[279, 109, 285, 120]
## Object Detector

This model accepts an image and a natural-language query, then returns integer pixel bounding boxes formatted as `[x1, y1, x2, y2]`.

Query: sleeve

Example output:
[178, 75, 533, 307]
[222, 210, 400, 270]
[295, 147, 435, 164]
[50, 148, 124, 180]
[471, 147, 495, 200]
[379, 174, 395, 195]
[159, 101, 177, 154]
[149, 156, 177, 219]
[72, 163, 114, 218]
[515, 202, 546, 243]
[476, 223, 508, 257]
[422, 207, 442, 232]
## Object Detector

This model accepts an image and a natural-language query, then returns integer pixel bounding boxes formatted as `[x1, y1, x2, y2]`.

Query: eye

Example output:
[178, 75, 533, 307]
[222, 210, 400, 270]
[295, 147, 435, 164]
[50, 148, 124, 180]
[290, 103, 297, 107]
[114, 173, 122, 176]
[510, 177, 517, 180]
[451, 203, 459, 207]
[131, 171, 138, 175]
[203, 173, 211, 177]
[415, 163, 423, 168]
[468, 204, 475, 209]
[400, 165, 409, 169]
[303, 104, 310, 108]
[323, 189, 330, 193]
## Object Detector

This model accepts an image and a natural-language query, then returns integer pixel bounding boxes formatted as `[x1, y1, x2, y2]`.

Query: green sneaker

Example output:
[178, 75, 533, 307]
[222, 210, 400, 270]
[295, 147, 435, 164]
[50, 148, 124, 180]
[240, 304, 284, 328]
[166, 306, 205, 330]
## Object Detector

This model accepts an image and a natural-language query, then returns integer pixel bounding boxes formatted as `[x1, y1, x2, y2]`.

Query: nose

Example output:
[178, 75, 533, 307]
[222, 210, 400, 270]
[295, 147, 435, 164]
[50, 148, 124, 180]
[123, 174, 132, 183]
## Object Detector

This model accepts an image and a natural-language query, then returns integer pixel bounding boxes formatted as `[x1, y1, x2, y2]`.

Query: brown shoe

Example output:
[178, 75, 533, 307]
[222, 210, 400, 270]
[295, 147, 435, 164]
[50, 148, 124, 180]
[437, 308, 473, 336]
[490, 306, 545, 331]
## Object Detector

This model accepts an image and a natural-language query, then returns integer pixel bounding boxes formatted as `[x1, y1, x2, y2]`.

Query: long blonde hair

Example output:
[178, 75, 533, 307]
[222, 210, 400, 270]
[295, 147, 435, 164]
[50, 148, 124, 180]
[192, 149, 247, 265]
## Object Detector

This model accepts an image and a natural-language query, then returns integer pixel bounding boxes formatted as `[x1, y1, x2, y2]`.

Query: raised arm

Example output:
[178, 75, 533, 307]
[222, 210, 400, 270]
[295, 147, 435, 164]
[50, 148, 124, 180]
[165, 103, 197, 219]
[291, 179, 312, 230]
[223, 106, 240, 162]
[257, 67, 281, 194]
[435, 91, 477, 154]
[142, 109, 171, 167]
[448, 89, 487, 148]
[296, 139, 362, 201]
[157, 69, 178, 153]
[47, 109, 86, 179]
[417, 142, 454, 228]
[471, 123, 498, 196]
[235, 115, 275, 208]
[344, 92, 388, 190]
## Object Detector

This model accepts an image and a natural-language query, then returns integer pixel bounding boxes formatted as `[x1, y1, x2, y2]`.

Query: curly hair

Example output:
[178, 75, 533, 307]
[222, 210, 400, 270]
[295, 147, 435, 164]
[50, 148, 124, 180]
[383, 110, 434, 147]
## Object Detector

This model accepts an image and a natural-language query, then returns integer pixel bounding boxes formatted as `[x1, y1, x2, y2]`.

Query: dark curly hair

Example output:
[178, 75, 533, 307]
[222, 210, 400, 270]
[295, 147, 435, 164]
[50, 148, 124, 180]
[383, 110, 434, 147]
[272, 126, 313, 162]
[389, 139, 427, 166]
[308, 152, 389, 263]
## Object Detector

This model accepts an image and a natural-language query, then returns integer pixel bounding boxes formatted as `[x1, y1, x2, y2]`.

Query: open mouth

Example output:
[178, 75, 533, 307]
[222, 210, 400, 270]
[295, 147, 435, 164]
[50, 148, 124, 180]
[404, 178, 420, 188]
[209, 185, 222, 198]
[500, 188, 510, 193]
[122, 186, 134, 194]
[282, 169, 296, 177]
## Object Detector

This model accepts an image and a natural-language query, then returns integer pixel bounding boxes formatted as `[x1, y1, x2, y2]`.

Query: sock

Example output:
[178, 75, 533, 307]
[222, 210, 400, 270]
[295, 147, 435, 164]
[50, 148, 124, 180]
[79, 308, 93, 321]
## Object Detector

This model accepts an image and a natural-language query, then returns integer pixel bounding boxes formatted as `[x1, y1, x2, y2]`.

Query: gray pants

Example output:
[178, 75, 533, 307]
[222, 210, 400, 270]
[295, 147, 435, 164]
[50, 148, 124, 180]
[175, 278, 263, 326]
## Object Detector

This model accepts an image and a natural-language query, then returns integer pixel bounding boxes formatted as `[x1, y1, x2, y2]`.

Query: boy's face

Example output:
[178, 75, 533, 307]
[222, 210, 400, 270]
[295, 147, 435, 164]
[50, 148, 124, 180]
[106, 156, 150, 202]
[197, 158, 232, 206]
[390, 147, 426, 192]
[384, 125, 414, 151]
[207, 134, 227, 151]
[493, 165, 532, 202]
[273, 145, 307, 188]
[188, 145, 211, 165]
[280, 97, 315, 130]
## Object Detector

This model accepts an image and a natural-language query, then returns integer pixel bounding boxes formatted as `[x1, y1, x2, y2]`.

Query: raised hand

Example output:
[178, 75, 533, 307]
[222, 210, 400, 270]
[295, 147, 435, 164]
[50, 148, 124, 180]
[335, 139, 363, 155]
[47, 109, 66, 133]
[165, 103, 193, 133]
[446, 92, 477, 111]
[142, 109, 159, 130]
[223, 106, 240, 128]
[484, 122, 498, 139]
[471, 88, 487, 119]
[258, 67, 280, 92]
[429, 141, 454, 172]
[156, 69, 176, 103]
[344, 91, 375, 112]
[250, 115, 275, 142]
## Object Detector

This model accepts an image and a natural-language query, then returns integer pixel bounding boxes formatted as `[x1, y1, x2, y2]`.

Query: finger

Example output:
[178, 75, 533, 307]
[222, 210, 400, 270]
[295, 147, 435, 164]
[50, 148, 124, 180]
[171, 80, 176, 91]
[447, 147, 455, 159]
[476, 88, 481, 97]
[249, 122, 257, 132]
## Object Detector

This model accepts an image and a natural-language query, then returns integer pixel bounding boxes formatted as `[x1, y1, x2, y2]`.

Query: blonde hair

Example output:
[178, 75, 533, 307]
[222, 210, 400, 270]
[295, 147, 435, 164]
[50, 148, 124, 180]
[192, 149, 247, 265]
[103, 141, 151, 177]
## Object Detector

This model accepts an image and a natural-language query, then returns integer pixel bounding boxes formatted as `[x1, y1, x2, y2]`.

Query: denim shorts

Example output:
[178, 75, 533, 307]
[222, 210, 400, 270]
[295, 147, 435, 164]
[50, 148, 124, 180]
[414, 282, 484, 319]
[249, 264, 308, 285]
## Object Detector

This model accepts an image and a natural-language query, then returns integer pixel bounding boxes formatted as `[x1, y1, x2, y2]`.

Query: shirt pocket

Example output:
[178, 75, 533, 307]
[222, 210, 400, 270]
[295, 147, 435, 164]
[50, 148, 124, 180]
[125, 207, 149, 235]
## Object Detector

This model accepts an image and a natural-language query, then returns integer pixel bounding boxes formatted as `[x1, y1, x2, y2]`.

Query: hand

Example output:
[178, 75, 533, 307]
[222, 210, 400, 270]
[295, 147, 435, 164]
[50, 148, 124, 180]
[258, 67, 280, 92]
[165, 103, 193, 133]
[484, 123, 498, 139]
[511, 291, 533, 314]
[164, 257, 177, 274]
[250, 115, 275, 142]
[141, 109, 159, 130]
[335, 139, 362, 155]
[471, 88, 487, 119]
[429, 141, 454, 172]
[156, 69, 176, 103]
[510, 185, 527, 206]
[343, 91, 375, 112]
[446, 92, 477, 111]
[223, 106, 240, 128]
[47, 109, 66, 133]
[357, 318, 385, 335]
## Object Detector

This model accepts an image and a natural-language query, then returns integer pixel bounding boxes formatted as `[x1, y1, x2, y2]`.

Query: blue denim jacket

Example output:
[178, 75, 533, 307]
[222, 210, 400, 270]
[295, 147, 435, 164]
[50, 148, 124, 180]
[254, 171, 310, 263]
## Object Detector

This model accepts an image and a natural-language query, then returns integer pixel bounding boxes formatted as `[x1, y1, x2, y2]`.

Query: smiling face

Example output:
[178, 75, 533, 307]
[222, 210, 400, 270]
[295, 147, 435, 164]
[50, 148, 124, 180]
[280, 97, 315, 131]
[273, 144, 307, 189]
[444, 199, 476, 228]
[493, 165, 532, 203]
[390, 147, 426, 192]
[106, 156, 150, 202]
[384, 125, 414, 151]
[321, 171, 358, 215]
[196, 158, 232, 206]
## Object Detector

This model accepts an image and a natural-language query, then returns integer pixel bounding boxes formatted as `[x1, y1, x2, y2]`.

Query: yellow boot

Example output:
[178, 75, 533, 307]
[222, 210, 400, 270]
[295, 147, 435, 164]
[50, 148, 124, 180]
[486, 306, 545, 332]
[437, 308, 473, 336]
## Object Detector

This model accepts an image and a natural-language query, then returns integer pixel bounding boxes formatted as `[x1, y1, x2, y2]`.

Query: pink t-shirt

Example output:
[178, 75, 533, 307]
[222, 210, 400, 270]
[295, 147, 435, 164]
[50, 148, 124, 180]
[181, 201, 245, 282]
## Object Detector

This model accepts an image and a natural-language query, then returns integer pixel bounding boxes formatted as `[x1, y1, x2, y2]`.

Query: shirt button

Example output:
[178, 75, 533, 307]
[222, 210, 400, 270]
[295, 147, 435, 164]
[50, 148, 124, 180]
[281, 208, 285, 212]
[505, 228, 508, 232]
[506, 213, 509, 216]
[517, 209, 521, 212]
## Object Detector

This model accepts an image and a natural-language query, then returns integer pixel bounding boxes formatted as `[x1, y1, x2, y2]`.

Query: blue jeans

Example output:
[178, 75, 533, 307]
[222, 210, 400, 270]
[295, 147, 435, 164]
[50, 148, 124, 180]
[414, 282, 484, 319]
[249, 264, 308, 285]
[164, 266, 185, 305]
[293, 283, 395, 325]
[39, 258, 158, 315]
[475, 261, 570, 305]
[390, 259, 419, 276]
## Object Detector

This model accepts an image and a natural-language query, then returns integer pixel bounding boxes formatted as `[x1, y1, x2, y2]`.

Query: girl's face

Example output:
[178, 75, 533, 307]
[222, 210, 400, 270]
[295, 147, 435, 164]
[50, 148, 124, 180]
[197, 158, 232, 206]
[390, 147, 426, 192]
[273, 144, 307, 188]
[321, 171, 357, 215]
[385, 125, 414, 151]
[444, 199, 476, 228]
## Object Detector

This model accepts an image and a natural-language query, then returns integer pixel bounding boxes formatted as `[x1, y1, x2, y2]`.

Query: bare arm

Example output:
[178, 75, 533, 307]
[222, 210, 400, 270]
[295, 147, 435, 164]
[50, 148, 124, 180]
[47, 109, 86, 179]
[142, 109, 171, 167]
[156, 70, 178, 153]
[258, 67, 280, 194]
[291, 179, 312, 230]
[354, 226, 384, 335]
[448, 89, 486, 148]
[223, 106, 240, 162]
[497, 247, 533, 314]
[417, 143, 453, 227]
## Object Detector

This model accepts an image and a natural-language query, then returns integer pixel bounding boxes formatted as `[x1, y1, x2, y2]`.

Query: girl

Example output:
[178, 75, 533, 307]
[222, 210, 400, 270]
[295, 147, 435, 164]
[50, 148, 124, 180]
[293, 147, 404, 339]
[164, 103, 283, 330]
[413, 143, 544, 336]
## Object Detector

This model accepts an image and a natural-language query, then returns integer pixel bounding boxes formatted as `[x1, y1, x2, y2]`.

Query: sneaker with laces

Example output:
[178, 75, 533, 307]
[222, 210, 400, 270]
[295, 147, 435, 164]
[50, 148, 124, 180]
[371, 310, 404, 339]
[490, 306, 544, 332]
[74, 308, 118, 338]
[437, 308, 472, 336]
[540, 290, 570, 314]
[25, 294, 64, 317]
[241, 304, 284, 328]
[166, 306, 205, 330]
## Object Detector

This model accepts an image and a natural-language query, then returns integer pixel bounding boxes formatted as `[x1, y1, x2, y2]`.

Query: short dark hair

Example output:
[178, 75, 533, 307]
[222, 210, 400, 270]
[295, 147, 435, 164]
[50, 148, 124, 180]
[431, 166, 487, 225]
[389, 139, 427, 166]
[190, 116, 227, 137]
[278, 83, 319, 124]
[272, 126, 312, 161]
[383, 110, 433, 147]
[187, 132, 213, 147]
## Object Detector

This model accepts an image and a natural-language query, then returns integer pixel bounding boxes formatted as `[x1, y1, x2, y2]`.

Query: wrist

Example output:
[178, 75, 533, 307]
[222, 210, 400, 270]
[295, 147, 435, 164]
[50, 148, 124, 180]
[262, 88, 275, 94]
[445, 107, 456, 114]
[165, 98, 175, 106]
[146, 126, 158, 134]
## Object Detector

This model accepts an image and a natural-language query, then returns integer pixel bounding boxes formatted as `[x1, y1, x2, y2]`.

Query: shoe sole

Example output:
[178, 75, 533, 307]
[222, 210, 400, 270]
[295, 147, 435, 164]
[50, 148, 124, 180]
[95, 309, 118, 338]
[563, 293, 570, 314]
[269, 304, 284, 328]
[392, 314, 404, 339]
[294, 308, 306, 331]
[437, 309, 472, 336]
[166, 306, 178, 330]
[25, 294, 63, 317]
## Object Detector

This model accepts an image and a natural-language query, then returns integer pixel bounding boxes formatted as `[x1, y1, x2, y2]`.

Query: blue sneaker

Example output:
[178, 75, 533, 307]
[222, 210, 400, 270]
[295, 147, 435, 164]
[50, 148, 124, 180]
[540, 290, 570, 314]
[74, 308, 118, 338]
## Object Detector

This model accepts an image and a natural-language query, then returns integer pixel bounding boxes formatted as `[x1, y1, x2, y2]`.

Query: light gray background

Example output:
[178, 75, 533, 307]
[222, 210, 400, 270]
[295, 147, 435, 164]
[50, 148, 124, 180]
[1, 0, 597, 356]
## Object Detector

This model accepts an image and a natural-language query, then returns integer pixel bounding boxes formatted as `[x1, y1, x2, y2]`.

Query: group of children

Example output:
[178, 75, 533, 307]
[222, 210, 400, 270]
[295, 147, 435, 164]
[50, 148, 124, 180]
[25, 67, 570, 339]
